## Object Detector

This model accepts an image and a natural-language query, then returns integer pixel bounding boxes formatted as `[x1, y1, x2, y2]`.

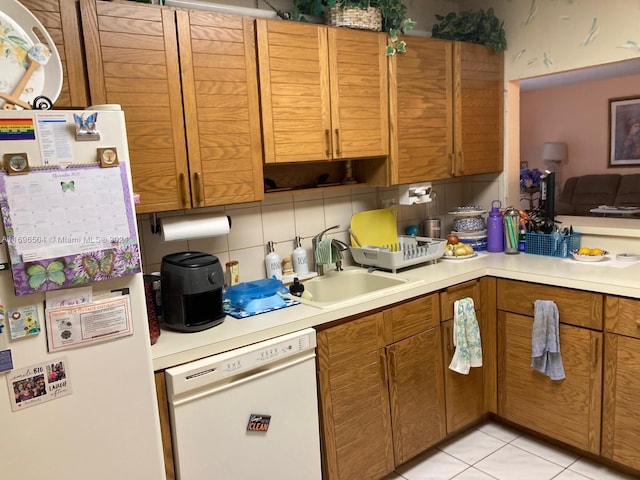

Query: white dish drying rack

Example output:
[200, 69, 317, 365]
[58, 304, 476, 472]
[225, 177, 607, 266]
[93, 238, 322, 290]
[350, 236, 447, 273]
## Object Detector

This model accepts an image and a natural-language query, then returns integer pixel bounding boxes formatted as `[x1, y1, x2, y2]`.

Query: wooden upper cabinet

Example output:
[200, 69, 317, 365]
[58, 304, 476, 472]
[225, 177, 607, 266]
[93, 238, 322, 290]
[80, 0, 263, 213]
[454, 41, 503, 176]
[81, 0, 187, 213]
[257, 20, 388, 163]
[389, 37, 502, 184]
[177, 10, 264, 208]
[389, 36, 452, 184]
[21, 0, 89, 108]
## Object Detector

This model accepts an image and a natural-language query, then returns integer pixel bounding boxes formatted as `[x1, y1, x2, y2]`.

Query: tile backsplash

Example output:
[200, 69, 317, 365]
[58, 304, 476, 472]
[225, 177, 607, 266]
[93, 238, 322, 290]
[137, 175, 501, 284]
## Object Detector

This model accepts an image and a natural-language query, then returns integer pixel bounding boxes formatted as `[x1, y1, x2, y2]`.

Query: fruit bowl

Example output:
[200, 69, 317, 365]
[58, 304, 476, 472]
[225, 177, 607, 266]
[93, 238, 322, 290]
[570, 249, 608, 262]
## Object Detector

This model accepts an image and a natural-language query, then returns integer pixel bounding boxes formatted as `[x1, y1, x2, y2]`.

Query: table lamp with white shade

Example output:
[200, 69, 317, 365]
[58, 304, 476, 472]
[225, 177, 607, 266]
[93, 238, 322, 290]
[542, 142, 567, 200]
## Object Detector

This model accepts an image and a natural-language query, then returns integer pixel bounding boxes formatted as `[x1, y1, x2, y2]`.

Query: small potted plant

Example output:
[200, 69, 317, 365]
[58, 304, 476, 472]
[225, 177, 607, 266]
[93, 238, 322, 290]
[293, 0, 416, 55]
[431, 8, 507, 53]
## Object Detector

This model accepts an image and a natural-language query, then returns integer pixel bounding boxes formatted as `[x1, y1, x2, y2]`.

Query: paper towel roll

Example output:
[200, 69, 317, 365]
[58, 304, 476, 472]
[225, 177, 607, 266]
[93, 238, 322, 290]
[161, 214, 231, 241]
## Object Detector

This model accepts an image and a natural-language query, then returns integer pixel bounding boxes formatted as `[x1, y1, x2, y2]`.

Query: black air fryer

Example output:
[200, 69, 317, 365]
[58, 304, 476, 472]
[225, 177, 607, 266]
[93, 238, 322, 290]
[160, 252, 225, 332]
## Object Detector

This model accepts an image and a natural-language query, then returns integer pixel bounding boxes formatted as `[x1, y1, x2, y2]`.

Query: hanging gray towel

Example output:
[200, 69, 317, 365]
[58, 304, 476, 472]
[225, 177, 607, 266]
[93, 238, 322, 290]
[531, 299, 566, 381]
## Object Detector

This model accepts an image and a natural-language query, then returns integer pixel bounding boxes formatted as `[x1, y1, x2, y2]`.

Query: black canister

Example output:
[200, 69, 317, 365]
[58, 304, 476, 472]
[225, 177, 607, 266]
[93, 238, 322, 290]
[161, 252, 225, 332]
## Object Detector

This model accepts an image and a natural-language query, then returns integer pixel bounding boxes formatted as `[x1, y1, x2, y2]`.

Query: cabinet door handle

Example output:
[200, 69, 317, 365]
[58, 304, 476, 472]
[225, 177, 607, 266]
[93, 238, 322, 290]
[194, 172, 202, 205]
[450, 153, 455, 176]
[593, 336, 599, 366]
[445, 324, 454, 354]
[378, 352, 388, 383]
[459, 151, 465, 173]
[325, 129, 331, 157]
[334, 129, 341, 157]
[179, 173, 187, 207]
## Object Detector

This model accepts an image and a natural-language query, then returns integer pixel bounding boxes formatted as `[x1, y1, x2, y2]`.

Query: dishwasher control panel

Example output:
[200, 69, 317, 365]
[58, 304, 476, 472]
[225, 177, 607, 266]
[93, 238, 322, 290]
[165, 328, 316, 398]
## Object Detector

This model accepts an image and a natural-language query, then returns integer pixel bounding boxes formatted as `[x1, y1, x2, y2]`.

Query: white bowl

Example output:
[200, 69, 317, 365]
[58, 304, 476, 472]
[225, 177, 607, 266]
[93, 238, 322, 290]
[571, 251, 608, 262]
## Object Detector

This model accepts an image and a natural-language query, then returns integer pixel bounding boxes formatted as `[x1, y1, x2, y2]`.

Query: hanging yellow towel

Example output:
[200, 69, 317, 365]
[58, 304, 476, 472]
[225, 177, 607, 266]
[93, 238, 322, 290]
[531, 299, 565, 380]
[449, 297, 483, 375]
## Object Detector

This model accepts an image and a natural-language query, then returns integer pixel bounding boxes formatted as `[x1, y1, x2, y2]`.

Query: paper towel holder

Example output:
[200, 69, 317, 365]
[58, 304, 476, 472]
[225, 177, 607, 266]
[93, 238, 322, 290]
[152, 213, 233, 239]
[151, 213, 160, 235]
[150, 213, 234, 236]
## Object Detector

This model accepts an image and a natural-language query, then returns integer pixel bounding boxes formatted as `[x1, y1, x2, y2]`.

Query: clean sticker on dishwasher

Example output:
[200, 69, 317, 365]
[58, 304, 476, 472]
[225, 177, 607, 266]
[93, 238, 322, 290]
[247, 414, 271, 432]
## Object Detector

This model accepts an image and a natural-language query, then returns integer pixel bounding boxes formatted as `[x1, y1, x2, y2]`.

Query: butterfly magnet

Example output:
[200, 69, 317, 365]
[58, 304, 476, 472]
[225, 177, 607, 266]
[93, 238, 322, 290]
[73, 112, 100, 141]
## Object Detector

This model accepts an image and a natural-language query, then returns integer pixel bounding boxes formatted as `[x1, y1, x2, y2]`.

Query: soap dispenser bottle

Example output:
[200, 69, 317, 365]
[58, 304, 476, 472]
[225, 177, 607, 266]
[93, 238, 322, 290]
[289, 277, 305, 297]
[265, 241, 283, 280]
[292, 236, 309, 276]
[486, 200, 504, 252]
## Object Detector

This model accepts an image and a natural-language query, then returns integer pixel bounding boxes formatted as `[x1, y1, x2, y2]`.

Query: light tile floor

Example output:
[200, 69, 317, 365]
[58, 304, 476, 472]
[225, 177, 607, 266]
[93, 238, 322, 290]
[386, 421, 636, 480]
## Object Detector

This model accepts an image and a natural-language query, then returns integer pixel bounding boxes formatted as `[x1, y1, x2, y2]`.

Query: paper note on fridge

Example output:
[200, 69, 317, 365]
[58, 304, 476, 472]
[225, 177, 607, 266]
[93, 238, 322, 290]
[45, 295, 133, 352]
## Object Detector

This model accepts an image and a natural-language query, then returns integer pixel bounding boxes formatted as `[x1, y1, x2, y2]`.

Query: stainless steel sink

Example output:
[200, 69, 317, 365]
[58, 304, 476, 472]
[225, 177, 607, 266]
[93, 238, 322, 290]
[291, 267, 423, 309]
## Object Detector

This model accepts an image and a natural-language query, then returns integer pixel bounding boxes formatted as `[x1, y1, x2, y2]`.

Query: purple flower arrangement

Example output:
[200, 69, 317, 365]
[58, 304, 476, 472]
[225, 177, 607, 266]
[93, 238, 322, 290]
[520, 168, 542, 192]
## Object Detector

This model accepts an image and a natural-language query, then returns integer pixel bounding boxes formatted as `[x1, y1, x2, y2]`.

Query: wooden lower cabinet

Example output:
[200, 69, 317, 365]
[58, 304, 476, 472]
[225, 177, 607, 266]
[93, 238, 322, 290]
[496, 279, 603, 454]
[497, 310, 602, 454]
[317, 313, 394, 480]
[388, 326, 446, 464]
[440, 280, 488, 433]
[316, 294, 446, 480]
[602, 296, 640, 471]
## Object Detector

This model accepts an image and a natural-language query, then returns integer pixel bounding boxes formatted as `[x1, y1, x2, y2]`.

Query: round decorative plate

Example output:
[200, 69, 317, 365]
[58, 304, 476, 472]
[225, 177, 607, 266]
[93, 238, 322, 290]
[571, 251, 608, 262]
[441, 252, 478, 260]
[0, 0, 62, 108]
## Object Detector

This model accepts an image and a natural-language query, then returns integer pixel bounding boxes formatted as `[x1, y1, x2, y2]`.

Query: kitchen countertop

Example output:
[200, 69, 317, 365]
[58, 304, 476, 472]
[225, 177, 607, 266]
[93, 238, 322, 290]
[151, 251, 640, 371]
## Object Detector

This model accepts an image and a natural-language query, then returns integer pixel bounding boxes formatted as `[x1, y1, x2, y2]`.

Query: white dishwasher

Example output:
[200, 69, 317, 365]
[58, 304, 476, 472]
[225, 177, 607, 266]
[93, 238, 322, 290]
[165, 328, 322, 480]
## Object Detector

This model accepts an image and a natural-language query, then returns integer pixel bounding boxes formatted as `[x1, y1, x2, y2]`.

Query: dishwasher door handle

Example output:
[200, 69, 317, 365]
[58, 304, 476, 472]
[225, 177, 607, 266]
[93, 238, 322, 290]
[170, 352, 316, 408]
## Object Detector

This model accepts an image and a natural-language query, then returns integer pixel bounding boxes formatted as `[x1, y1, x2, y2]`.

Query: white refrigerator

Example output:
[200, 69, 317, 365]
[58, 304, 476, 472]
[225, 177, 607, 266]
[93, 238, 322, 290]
[0, 108, 165, 480]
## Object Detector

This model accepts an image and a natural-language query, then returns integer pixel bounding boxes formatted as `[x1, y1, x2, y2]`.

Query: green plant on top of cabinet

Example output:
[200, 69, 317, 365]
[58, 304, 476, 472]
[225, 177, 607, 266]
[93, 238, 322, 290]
[80, 0, 263, 213]
[257, 19, 389, 164]
[388, 37, 503, 185]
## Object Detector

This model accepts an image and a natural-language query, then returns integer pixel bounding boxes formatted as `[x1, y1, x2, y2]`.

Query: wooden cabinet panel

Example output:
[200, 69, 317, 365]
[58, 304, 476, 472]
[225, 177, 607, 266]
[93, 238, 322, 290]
[22, 0, 89, 108]
[602, 333, 640, 470]
[498, 311, 602, 454]
[328, 27, 388, 159]
[440, 280, 481, 322]
[497, 279, 603, 330]
[442, 319, 484, 433]
[317, 312, 385, 367]
[81, 1, 263, 212]
[389, 37, 502, 184]
[389, 36, 452, 184]
[154, 371, 175, 480]
[81, 0, 188, 213]
[384, 293, 440, 343]
[258, 20, 388, 164]
[605, 295, 640, 339]
[177, 10, 263, 207]
[317, 313, 394, 480]
[388, 327, 446, 464]
[453, 41, 503, 176]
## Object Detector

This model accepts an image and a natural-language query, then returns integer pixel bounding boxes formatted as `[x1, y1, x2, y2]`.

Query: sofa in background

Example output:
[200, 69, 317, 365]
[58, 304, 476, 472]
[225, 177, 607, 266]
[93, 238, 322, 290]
[556, 173, 640, 215]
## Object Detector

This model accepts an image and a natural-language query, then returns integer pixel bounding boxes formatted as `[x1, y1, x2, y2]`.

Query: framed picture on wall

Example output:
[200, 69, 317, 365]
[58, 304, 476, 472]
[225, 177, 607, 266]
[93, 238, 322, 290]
[609, 96, 640, 166]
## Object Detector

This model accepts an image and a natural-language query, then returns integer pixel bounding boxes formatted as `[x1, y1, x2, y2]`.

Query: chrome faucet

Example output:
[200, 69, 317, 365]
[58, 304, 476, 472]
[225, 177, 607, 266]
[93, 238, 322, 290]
[312, 225, 349, 275]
